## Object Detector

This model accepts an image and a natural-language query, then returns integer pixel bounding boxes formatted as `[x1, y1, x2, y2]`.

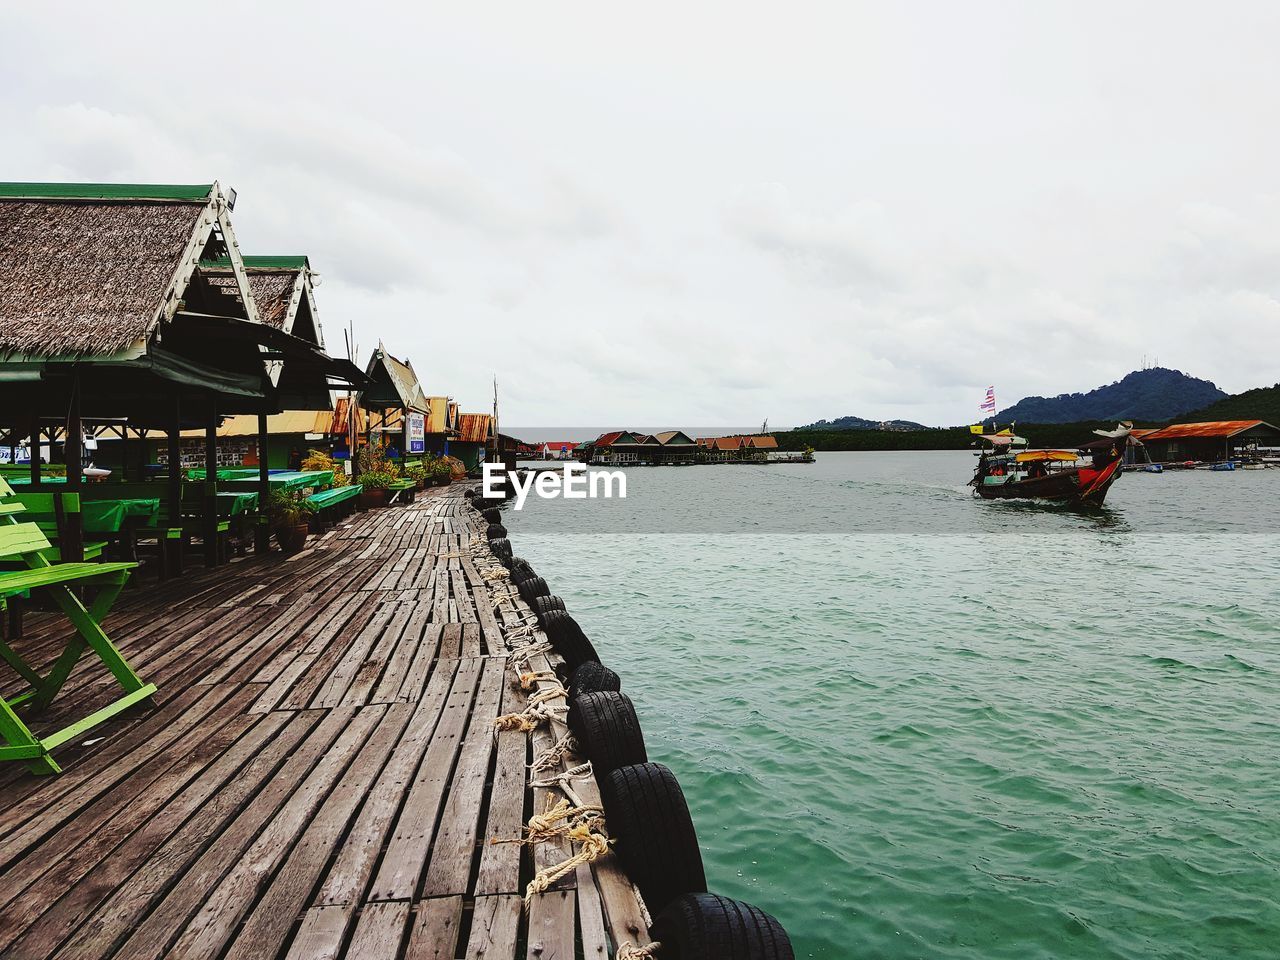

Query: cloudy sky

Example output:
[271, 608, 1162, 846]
[5, 2, 1279, 427]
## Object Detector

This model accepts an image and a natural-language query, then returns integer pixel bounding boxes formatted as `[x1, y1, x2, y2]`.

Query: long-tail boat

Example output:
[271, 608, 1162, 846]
[970, 423, 1131, 506]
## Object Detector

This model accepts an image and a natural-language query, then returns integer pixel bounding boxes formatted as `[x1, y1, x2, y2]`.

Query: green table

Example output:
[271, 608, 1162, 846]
[224, 470, 333, 493]
[215, 491, 259, 517]
[5, 476, 67, 485]
[81, 501, 127, 534]
[186, 467, 261, 481]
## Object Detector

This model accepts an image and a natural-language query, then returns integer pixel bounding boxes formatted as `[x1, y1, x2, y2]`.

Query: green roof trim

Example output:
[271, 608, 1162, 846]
[202, 255, 310, 270]
[0, 182, 214, 200]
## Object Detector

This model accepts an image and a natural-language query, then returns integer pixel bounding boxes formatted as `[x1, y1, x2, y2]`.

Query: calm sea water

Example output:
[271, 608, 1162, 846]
[503, 452, 1279, 959]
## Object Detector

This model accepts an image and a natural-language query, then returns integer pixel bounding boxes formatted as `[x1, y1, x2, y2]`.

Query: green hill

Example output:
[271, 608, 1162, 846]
[1177, 383, 1280, 424]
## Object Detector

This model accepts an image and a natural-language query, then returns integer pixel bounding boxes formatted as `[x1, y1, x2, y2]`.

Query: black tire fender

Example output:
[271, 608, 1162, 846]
[600, 762, 706, 915]
[650, 893, 795, 960]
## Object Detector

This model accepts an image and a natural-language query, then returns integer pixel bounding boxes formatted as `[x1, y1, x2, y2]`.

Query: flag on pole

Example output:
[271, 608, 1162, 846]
[979, 386, 996, 413]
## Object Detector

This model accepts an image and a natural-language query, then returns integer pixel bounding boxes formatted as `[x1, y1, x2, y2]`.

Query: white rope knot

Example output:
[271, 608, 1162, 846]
[616, 943, 662, 959]
[530, 731, 579, 774]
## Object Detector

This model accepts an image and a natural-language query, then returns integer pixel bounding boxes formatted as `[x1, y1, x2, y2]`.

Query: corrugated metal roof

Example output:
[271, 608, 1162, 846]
[1140, 420, 1274, 441]
[457, 413, 492, 443]
[178, 410, 329, 438]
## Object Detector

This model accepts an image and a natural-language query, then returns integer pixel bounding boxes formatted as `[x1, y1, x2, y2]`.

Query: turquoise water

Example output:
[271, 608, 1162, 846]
[504, 452, 1279, 959]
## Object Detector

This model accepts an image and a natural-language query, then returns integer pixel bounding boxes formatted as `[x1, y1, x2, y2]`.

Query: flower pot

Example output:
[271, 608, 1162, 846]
[360, 488, 388, 510]
[275, 523, 309, 555]
[415, 479, 426, 492]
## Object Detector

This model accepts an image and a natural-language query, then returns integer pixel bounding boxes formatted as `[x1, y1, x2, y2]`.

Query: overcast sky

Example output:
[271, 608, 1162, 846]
[5, 2, 1279, 427]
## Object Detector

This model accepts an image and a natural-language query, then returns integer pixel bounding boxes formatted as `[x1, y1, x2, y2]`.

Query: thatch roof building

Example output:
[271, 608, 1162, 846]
[0, 182, 257, 362]
[0, 183, 361, 425]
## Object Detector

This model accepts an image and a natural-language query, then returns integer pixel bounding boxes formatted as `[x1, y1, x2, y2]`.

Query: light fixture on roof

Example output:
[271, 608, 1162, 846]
[310, 272, 322, 287]
[225, 186, 237, 210]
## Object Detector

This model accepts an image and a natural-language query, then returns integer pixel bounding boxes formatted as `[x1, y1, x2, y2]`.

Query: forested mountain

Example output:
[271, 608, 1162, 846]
[1178, 383, 1280, 424]
[995, 368, 1226, 423]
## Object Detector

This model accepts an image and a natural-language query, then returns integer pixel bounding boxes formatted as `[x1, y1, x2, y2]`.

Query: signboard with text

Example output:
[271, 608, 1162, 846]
[407, 412, 426, 454]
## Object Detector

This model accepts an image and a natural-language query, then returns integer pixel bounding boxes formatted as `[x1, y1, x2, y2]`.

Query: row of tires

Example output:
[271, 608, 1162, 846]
[464, 488, 794, 960]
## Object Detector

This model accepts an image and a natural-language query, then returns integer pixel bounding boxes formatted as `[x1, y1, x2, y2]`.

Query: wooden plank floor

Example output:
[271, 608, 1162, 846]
[0, 487, 648, 959]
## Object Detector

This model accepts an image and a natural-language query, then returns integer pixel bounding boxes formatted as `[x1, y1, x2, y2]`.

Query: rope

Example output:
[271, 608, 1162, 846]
[616, 943, 662, 959]
[492, 699, 566, 734]
[529, 760, 593, 807]
[524, 823, 611, 905]
[493, 795, 604, 846]
[518, 670, 558, 691]
[530, 730, 578, 774]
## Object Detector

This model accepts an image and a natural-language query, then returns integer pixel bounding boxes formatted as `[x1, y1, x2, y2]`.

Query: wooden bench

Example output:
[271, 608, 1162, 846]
[0, 481, 155, 775]
[10, 492, 109, 563]
[306, 484, 363, 531]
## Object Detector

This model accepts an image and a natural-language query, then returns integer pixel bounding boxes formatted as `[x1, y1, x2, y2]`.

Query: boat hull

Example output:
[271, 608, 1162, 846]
[974, 458, 1123, 506]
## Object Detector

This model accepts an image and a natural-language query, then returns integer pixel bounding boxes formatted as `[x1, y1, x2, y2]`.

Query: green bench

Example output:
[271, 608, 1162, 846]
[387, 478, 417, 504]
[0, 479, 155, 775]
[10, 492, 110, 562]
[306, 484, 363, 530]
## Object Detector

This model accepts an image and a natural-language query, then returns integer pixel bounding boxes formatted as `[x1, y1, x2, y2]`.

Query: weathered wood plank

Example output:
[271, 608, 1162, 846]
[403, 896, 464, 960]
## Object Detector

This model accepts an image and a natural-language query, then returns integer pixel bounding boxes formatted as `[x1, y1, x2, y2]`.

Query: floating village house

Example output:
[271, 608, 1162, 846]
[1137, 420, 1280, 464]
[450, 413, 494, 472]
[0, 181, 363, 559]
[540, 440, 579, 459]
[358, 342, 430, 460]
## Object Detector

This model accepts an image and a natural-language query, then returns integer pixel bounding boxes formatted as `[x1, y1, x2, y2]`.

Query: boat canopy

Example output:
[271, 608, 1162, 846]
[1015, 450, 1079, 463]
[978, 434, 1027, 446]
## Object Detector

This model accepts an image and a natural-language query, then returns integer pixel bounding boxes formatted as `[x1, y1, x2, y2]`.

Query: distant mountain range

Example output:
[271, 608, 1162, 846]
[798, 415, 932, 432]
[993, 368, 1227, 424]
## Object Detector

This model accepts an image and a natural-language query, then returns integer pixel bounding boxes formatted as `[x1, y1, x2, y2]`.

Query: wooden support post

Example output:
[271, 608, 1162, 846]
[29, 416, 39, 486]
[256, 413, 271, 554]
[204, 405, 219, 567]
[167, 396, 183, 577]
[64, 373, 84, 563]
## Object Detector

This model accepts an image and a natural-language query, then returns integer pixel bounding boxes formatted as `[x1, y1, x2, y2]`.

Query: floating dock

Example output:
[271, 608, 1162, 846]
[0, 487, 647, 958]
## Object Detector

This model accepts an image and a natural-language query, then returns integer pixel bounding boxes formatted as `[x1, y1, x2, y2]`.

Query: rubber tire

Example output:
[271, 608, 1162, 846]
[486, 523, 508, 541]
[569, 691, 647, 775]
[489, 538, 513, 564]
[570, 660, 621, 695]
[600, 763, 707, 915]
[533, 594, 566, 620]
[539, 610, 600, 670]
[518, 576, 550, 603]
[508, 558, 536, 584]
[650, 893, 795, 960]
[481, 507, 502, 524]
[464, 488, 477, 498]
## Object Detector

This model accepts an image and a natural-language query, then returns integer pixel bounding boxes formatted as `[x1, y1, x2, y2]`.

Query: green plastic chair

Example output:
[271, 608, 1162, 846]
[0, 478, 156, 775]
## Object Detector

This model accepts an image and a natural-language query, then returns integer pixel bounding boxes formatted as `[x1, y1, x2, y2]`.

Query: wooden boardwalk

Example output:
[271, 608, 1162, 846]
[0, 487, 648, 959]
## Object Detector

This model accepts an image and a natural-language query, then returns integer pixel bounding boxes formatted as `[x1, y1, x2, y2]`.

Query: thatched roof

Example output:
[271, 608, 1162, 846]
[0, 182, 254, 360]
[204, 264, 296, 329]
[0, 198, 206, 357]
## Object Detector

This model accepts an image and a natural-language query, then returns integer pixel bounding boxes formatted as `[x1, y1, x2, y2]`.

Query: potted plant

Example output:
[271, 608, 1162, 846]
[358, 470, 395, 508]
[429, 457, 453, 486]
[406, 462, 429, 491]
[269, 489, 315, 554]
